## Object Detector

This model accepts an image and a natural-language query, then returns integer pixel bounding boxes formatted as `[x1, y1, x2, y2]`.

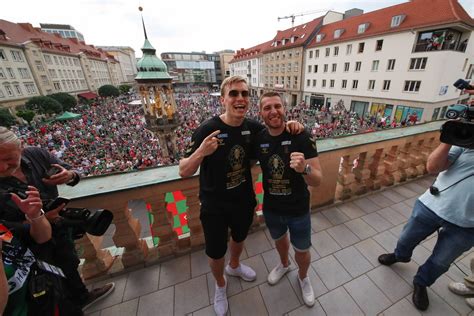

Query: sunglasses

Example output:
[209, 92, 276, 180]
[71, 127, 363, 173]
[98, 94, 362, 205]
[228, 90, 249, 98]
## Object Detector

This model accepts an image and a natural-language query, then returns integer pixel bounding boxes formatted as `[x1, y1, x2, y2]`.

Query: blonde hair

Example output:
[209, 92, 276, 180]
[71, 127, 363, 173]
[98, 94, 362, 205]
[220, 75, 248, 96]
[0, 127, 20, 147]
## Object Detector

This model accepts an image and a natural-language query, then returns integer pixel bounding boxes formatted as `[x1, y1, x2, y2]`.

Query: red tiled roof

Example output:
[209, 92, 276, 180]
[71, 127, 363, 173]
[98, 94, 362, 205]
[308, 0, 473, 48]
[230, 40, 273, 63]
[0, 19, 114, 61]
[266, 16, 324, 52]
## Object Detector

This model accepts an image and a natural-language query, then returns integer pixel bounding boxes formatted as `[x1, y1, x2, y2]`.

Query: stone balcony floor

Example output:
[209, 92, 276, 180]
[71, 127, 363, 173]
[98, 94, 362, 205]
[84, 175, 474, 316]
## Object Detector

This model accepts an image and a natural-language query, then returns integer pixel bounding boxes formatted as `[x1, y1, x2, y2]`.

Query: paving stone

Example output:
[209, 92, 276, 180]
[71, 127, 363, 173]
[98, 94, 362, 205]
[390, 260, 419, 284]
[228, 286, 268, 316]
[368, 192, 394, 208]
[353, 197, 381, 213]
[361, 212, 393, 232]
[420, 289, 460, 316]
[311, 211, 333, 232]
[100, 298, 138, 316]
[344, 275, 392, 315]
[192, 305, 215, 316]
[430, 274, 473, 315]
[244, 230, 273, 257]
[403, 197, 418, 208]
[377, 206, 407, 225]
[389, 223, 406, 238]
[381, 189, 406, 203]
[380, 298, 421, 316]
[310, 231, 341, 257]
[123, 264, 160, 301]
[174, 275, 209, 316]
[393, 185, 419, 199]
[239, 255, 269, 290]
[289, 244, 320, 263]
[261, 247, 297, 273]
[288, 300, 326, 316]
[259, 277, 300, 315]
[411, 244, 432, 266]
[421, 235, 438, 251]
[354, 238, 387, 267]
[312, 255, 352, 290]
[207, 271, 242, 304]
[137, 286, 174, 316]
[318, 286, 364, 316]
[391, 201, 414, 218]
[344, 218, 377, 240]
[322, 207, 350, 225]
[84, 274, 128, 313]
[334, 246, 373, 278]
[336, 202, 366, 219]
[446, 262, 471, 282]
[326, 223, 360, 248]
[373, 230, 398, 252]
[288, 265, 328, 302]
[191, 249, 211, 278]
[367, 265, 412, 303]
[159, 255, 191, 289]
[404, 182, 426, 194]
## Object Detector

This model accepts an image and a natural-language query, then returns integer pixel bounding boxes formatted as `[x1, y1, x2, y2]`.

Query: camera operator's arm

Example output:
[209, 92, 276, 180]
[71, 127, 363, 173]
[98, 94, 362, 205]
[42, 164, 79, 187]
[426, 143, 453, 174]
[11, 186, 51, 244]
[0, 241, 7, 315]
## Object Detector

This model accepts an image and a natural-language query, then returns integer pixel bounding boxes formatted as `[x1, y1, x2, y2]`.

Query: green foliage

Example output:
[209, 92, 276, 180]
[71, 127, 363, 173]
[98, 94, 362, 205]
[98, 85, 120, 97]
[16, 109, 36, 125]
[0, 109, 15, 127]
[49, 92, 77, 111]
[25, 96, 63, 114]
[119, 84, 132, 94]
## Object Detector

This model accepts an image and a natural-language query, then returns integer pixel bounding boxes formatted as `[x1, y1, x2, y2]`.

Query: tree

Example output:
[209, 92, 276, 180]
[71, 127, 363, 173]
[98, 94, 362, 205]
[16, 109, 36, 125]
[119, 84, 132, 95]
[0, 109, 15, 127]
[49, 92, 77, 111]
[98, 85, 120, 97]
[25, 96, 63, 114]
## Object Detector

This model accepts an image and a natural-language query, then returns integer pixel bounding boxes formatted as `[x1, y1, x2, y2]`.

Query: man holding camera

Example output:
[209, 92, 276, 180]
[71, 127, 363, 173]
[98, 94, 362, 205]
[0, 127, 114, 311]
[378, 141, 474, 311]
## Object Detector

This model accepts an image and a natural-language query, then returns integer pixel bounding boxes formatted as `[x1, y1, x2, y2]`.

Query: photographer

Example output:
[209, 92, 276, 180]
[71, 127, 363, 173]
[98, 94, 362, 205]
[0, 127, 114, 312]
[378, 141, 474, 311]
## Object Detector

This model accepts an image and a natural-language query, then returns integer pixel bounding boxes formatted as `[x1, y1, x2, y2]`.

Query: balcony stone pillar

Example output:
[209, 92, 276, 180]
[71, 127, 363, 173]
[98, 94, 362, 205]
[76, 234, 113, 280]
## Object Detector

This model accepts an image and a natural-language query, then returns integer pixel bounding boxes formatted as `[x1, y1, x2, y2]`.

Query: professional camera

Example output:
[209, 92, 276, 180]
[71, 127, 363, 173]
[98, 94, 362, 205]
[54, 207, 113, 239]
[439, 80, 474, 148]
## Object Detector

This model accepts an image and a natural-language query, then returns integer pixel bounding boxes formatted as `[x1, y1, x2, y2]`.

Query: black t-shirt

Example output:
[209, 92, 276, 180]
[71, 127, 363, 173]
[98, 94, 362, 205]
[184, 116, 263, 209]
[254, 129, 318, 216]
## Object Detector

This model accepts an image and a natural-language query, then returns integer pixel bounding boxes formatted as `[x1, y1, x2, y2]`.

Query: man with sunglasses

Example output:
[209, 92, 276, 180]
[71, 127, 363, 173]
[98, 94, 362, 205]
[179, 76, 302, 316]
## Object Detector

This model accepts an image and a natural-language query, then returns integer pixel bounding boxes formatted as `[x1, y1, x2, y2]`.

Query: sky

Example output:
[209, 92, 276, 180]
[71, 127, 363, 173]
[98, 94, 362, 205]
[3, 0, 474, 58]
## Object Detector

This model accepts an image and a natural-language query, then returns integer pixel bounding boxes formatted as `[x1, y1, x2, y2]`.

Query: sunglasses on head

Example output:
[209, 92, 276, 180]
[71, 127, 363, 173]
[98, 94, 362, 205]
[228, 90, 249, 98]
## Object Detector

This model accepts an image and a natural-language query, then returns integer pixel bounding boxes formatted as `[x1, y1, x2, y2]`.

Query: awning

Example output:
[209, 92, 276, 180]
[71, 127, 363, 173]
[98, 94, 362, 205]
[77, 92, 99, 100]
[54, 111, 81, 121]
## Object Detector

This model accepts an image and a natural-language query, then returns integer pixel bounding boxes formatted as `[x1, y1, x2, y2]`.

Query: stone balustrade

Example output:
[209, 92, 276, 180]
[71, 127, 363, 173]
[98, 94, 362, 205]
[59, 121, 443, 280]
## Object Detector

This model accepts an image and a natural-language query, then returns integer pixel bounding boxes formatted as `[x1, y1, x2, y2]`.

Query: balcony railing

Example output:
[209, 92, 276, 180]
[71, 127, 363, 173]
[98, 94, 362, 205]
[60, 121, 443, 280]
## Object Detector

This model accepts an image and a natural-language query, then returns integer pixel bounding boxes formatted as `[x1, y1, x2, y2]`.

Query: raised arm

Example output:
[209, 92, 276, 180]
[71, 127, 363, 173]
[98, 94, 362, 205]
[179, 130, 220, 178]
[426, 143, 453, 174]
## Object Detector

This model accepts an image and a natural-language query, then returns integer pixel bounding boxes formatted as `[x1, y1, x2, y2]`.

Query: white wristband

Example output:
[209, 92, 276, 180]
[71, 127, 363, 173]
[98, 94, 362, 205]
[25, 209, 45, 222]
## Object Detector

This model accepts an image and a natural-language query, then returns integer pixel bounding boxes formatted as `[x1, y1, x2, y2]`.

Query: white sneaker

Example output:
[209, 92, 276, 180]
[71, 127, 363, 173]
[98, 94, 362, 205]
[267, 263, 290, 285]
[466, 297, 474, 309]
[225, 263, 256, 281]
[298, 276, 315, 307]
[214, 277, 228, 316]
[449, 282, 474, 296]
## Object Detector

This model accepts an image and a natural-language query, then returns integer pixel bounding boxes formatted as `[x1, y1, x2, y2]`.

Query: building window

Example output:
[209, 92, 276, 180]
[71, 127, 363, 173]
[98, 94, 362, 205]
[6, 68, 15, 79]
[309, 50, 313, 58]
[0, 88, 4, 98]
[404, 80, 421, 92]
[325, 48, 330, 57]
[334, 46, 339, 56]
[383, 80, 391, 91]
[0, 68, 5, 79]
[358, 23, 368, 34]
[44, 54, 52, 65]
[0, 49, 7, 60]
[391, 15, 405, 27]
[53, 56, 59, 65]
[10, 50, 23, 62]
[308, 65, 312, 73]
[344, 62, 350, 72]
[376, 40, 383, 51]
[368, 80, 375, 90]
[323, 64, 328, 72]
[342, 79, 347, 89]
[352, 80, 359, 89]
[307, 79, 311, 87]
[322, 79, 326, 88]
[312, 79, 316, 87]
[19, 68, 30, 79]
[331, 63, 337, 72]
[372, 60, 379, 71]
[14, 84, 22, 95]
[330, 79, 335, 88]
[315, 49, 319, 58]
[35, 61, 44, 71]
[409, 57, 428, 70]
[41, 75, 49, 85]
[334, 29, 344, 39]
[346, 44, 352, 55]
[358, 42, 365, 53]
[4, 85, 14, 96]
[387, 59, 396, 71]
[314, 65, 318, 73]
[355, 61, 362, 72]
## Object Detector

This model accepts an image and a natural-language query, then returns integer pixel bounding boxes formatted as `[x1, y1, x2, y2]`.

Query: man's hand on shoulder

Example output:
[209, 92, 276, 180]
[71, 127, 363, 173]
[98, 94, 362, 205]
[42, 164, 76, 186]
[286, 121, 304, 135]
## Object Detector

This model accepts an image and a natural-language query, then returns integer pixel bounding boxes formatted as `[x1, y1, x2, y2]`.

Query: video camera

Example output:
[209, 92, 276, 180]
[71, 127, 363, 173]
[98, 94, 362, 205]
[1, 186, 113, 240]
[440, 79, 474, 148]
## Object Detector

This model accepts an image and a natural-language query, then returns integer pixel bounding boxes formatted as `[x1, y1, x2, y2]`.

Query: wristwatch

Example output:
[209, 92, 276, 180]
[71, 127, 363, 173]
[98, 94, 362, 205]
[302, 163, 311, 175]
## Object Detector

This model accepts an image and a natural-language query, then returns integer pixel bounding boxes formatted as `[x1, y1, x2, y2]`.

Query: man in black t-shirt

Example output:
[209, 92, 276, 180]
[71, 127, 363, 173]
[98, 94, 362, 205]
[255, 92, 322, 307]
[179, 76, 303, 316]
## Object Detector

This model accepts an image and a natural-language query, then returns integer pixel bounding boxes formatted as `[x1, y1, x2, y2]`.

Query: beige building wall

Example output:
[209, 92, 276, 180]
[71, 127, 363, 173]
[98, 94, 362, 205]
[219, 52, 234, 79]
[42, 52, 88, 94]
[0, 43, 40, 109]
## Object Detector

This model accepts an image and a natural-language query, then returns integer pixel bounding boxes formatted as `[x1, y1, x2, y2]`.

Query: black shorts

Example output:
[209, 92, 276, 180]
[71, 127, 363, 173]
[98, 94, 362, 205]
[200, 205, 255, 259]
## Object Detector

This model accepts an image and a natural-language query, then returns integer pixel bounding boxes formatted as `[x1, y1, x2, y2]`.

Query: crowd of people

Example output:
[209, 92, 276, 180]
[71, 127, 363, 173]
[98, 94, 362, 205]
[11, 89, 416, 177]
